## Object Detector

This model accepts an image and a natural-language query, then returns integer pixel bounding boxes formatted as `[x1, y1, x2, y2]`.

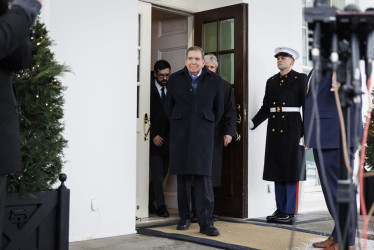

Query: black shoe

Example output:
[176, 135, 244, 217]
[149, 204, 157, 214]
[176, 219, 191, 230]
[156, 205, 169, 217]
[191, 213, 198, 223]
[274, 213, 294, 225]
[266, 209, 281, 222]
[200, 225, 220, 236]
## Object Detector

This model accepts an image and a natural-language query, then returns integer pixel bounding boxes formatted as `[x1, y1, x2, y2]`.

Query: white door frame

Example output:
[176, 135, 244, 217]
[136, 1, 152, 219]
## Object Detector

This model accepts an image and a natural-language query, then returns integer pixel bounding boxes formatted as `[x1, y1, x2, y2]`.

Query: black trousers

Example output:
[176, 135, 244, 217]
[177, 175, 214, 227]
[0, 175, 7, 248]
[149, 154, 169, 208]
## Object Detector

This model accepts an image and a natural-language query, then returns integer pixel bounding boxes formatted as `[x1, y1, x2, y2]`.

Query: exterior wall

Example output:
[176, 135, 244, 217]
[41, 0, 138, 241]
[247, 0, 305, 218]
[36, 0, 372, 242]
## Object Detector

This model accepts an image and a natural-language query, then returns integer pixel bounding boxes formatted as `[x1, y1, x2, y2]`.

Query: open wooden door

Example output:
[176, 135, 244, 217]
[194, 3, 248, 218]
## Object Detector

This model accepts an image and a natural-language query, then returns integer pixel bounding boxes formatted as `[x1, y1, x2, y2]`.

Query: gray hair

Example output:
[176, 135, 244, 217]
[204, 54, 218, 68]
[186, 46, 204, 58]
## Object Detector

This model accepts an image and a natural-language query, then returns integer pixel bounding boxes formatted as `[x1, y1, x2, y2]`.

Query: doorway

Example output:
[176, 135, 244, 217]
[150, 7, 190, 211]
[138, 3, 249, 220]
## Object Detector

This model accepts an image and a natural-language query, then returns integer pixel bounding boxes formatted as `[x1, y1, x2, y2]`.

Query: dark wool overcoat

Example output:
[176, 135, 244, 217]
[164, 66, 224, 176]
[212, 80, 236, 187]
[150, 78, 170, 156]
[252, 69, 307, 182]
[0, 5, 33, 175]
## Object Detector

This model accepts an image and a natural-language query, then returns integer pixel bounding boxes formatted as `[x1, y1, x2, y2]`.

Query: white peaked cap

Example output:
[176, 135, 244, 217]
[274, 47, 300, 60]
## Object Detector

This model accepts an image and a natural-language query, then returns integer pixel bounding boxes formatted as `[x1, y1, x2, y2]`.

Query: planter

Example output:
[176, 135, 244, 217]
[361, 173, 374, 215]
[2, 174, 69, 250]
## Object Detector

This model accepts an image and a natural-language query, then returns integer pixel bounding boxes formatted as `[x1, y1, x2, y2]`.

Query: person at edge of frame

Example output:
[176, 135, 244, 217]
[0, 0, 42, 247]
[304, 69, 361, 250]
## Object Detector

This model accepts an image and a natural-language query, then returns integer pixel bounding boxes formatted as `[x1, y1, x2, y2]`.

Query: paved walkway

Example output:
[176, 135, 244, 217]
[69, 210, 374, 250]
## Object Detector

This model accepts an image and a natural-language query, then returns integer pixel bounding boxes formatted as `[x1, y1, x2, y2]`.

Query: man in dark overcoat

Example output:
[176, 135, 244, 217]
[0, 0, 42, 245]
[304, 70, 360, 249]
[148, 60, 171, 217]
[250, 47, 306, 224]
[164, 46, 223, 236]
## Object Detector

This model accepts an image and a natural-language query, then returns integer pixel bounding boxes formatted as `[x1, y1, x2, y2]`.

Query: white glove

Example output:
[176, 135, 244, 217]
[249, 120, 254, 129]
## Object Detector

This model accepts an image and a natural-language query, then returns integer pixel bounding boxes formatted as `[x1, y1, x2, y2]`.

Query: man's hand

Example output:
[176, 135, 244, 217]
[37, 0, 42, 3]
[223, 135, 232, 147]
[153, 135, 164, 147]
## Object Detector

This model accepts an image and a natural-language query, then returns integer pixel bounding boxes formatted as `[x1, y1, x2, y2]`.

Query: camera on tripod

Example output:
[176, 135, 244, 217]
[304, 0, 374, 84]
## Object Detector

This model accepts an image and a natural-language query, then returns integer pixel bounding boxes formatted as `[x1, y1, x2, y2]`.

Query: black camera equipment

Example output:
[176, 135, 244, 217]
[304, 0, 374, 249]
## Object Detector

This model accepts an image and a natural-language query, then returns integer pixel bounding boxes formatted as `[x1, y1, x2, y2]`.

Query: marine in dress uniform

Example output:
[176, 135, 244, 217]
[250, 47, 306, 224]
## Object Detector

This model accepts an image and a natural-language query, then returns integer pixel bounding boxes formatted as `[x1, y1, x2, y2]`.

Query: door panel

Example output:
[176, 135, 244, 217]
[194, 3, 248, 218]
[136, 1, 152, 219]
[151, 8, 189, 209]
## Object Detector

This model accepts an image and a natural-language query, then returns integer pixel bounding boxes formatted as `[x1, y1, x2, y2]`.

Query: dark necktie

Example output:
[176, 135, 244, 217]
[161, 86, 166, 103]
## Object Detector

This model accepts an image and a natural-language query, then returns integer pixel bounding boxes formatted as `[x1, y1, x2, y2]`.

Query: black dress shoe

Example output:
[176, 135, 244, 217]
[176, 219, 191, 230]
[200, 225, 220, 236]
[274, 213, 294, 225]
[156, 205, 169, 217]
[266, 209, 281, 222]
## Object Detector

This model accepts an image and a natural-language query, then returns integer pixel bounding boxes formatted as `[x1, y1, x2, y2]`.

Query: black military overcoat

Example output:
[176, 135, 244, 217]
[252, 69, 306, 182]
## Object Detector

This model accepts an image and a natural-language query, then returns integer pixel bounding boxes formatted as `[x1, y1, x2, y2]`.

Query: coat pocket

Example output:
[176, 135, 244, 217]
[202, 111, 215, 122]
[171, 112, 182, 120]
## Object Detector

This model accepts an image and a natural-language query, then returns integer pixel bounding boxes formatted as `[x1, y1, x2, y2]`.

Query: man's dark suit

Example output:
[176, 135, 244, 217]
[0, 0, 35, 176]
[304, 71, 361, 246]
[149, 77, 170, 210]
[0, 0, 40, 246]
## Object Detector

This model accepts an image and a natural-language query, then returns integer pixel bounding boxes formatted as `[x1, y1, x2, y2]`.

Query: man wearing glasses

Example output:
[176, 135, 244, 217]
[148, 60, 171, 217]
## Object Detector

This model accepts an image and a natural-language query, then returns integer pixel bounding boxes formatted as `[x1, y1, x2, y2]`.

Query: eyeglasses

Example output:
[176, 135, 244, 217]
[157, 73, 170, 78]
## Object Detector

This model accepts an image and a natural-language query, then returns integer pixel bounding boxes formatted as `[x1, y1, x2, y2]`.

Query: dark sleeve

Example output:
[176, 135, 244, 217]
[251, 80, 271, 129]
[150, 84, 162, 140]
[213, 77, 224, 125]
[164, 76, 175, 120]
[222, 83, 237, 137]
[0, 39, 32, 71]
[300, 73, 307, 137]
[0, 3, 37, 61]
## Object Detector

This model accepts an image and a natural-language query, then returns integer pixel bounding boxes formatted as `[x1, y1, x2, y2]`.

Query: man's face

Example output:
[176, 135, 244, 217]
[276, 56, 294, 71]
[154, 68, 170, 86]
[185, 50, 205, 76]
[205, 61, 217, 73]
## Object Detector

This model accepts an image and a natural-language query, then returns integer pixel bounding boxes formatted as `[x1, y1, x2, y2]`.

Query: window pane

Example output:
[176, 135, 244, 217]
[220, 18, 234, 51]
[203, 22, 217, 53]
[137, 49, 140, 82]
[219, 53, 234, 84]
[138, 14, 141, 46]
